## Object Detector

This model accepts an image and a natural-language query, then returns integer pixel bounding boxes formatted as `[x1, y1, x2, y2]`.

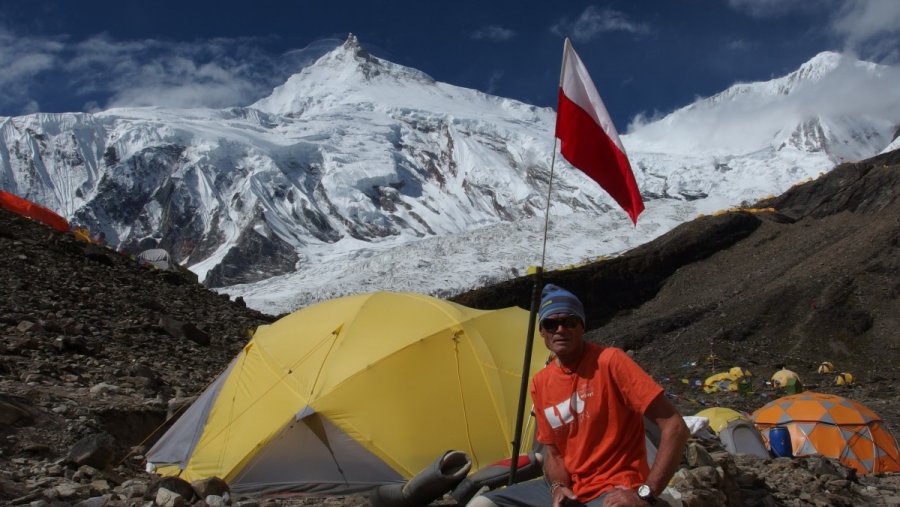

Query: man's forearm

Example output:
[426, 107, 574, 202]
[644, 416, 690, 495]
[542, 445, 570, 487]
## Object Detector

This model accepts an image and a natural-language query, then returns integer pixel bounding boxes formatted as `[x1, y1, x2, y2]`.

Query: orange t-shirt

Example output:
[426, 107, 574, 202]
[532, 343, 663, 501]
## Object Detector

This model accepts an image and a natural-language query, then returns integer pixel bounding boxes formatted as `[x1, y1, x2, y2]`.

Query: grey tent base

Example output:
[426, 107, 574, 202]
[720, 419, 770, 459]
[228, 410, 405, 495]
[146, 359, 236, 468]
[369, 450, 472, 507]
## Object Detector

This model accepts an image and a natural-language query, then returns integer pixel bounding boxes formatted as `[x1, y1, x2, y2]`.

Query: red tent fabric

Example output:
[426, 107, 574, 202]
[0, 191, 69, 232]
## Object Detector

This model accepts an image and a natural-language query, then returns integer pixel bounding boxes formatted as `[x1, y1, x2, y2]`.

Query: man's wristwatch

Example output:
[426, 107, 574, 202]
[637, 484, 656, 504]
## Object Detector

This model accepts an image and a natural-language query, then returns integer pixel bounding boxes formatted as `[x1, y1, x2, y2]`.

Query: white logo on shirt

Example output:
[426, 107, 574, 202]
[543, 392, 586, 429]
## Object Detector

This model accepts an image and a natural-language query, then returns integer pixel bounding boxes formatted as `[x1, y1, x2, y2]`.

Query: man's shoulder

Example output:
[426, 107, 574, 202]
[534, 361, 557, 380]
[586, 342, 625, 361]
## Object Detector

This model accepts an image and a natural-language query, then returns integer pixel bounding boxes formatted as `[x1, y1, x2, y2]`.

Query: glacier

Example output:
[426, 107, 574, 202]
[1, 35, 898, 315]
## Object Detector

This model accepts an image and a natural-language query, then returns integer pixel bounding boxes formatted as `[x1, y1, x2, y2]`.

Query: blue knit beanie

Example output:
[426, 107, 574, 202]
[538, 284, 585, 323]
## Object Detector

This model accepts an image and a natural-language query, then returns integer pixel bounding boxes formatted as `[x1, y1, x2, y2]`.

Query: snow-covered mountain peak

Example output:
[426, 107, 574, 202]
[252, 34, 438, 116]
[319, 33, 435, 85]
[671, 51, 875, 113]
[626, 51, 897, 159]
[787, 51, 843, 84]
[773, 51, 886, 97]
[1, 44, 898, 315]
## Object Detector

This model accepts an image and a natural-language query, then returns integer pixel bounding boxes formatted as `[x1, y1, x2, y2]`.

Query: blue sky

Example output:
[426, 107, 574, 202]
[1, 0, 899, 129]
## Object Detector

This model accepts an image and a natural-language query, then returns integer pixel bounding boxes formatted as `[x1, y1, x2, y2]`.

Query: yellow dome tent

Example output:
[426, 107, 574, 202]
[729, 366, 751, 378]
[146, 292, 547, 494]
[771, 369, 803, 394]
[836, 372, 854, 385]
[703, 372, 739, 393]
[818, 361, 835, 374]
[703, 367, 750, 393]
[696, 407, 749, 435]
[752, 392, 900, 474]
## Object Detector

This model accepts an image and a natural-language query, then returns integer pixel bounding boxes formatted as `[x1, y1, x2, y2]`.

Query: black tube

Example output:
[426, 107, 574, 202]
[369, 450, 472, 507]
[508, 267, 543, 485]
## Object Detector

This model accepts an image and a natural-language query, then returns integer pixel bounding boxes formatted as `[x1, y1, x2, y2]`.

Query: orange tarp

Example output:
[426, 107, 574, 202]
[752, 392, 900, 474]
[0, 191, 69, 232]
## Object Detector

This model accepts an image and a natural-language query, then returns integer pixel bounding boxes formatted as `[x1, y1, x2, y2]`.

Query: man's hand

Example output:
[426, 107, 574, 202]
[551, 484, 578, 507]
[544, 443, 576, 507]
[601, 486, 649, 506]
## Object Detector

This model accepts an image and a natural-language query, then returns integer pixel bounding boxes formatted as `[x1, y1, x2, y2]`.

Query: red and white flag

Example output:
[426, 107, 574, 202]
[555, 38, 644, 224]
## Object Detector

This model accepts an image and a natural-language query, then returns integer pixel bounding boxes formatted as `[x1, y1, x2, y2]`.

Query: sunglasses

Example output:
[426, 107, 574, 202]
[540, 315, 582, 331]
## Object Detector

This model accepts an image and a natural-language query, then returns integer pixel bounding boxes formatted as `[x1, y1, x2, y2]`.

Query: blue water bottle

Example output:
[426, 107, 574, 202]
[769, 426, 793, 458]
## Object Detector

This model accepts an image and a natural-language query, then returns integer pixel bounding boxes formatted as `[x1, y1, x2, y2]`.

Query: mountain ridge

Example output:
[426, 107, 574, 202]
[1, 37, 898, 314]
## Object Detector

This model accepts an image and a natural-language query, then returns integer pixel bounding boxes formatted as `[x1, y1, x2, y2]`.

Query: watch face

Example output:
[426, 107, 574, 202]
[638, 484, 652, 498]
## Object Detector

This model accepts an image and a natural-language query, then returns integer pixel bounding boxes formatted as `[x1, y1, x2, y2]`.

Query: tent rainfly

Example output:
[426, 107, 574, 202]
[146, 291, 547, 494]
[752, 391, 900, 474]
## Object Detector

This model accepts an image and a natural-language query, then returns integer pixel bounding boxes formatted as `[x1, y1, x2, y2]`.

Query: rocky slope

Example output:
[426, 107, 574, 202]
[1, 150, 899, 505]
[453, 149, 900, 426]
[0, 209, 276, 503]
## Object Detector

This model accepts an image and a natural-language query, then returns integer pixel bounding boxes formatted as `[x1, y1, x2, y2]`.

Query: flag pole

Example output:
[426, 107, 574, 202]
[508, 41, 571, 485]
[509, 36, 643, 484]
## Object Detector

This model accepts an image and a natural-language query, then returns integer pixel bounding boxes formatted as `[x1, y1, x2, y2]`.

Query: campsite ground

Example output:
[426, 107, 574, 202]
[0, 149, 898, 505]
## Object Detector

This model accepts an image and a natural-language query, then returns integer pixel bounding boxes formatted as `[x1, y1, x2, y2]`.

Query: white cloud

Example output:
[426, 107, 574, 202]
[19, 99, 41, 115]
[727, 0, 900, 61]
[100, 54, 263, 110]
[5, 52, 55, 82]
[0, 29, 305, 115]
[551, 6, 649, 43]
[626, 110, 667, 133]
[725, 39, 754, 51]
[0, 29, 63, 84]
[832, 0, 900, 58]
[725, 0, 811, 17]
[485, 70, 504, 94]
[66, 38, 269, 110]
[0, 28, 64, 112]
[471, 25, 516, 41]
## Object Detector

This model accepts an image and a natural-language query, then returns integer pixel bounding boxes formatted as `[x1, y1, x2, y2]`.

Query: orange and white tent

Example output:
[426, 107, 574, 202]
[752, 392, 900, 474]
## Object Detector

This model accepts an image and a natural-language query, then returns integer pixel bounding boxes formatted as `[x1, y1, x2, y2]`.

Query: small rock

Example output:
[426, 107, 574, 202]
[685, 442, 717, 468]
[155, 487, 186, 507]
[205, 495, 228, 507]
[55, 481, 81, 499]
[67, 433, 116, 470]
[75, 496, 111, 507]
[192, 476, 230, 499]
[89, 382, 121, 396]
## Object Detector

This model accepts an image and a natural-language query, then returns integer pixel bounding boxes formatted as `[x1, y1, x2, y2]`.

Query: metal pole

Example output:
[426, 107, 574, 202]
[508, 39, 570, 486]
[508, 266, 543, 485]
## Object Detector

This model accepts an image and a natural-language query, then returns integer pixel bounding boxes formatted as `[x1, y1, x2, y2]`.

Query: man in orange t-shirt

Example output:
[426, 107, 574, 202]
[472, 284, 689, 507]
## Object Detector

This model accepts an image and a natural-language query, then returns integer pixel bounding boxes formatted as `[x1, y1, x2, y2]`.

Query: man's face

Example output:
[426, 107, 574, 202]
[539, 313, 584, 358]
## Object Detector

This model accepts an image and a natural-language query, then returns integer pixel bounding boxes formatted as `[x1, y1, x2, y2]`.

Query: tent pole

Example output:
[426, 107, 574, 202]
[508, 267, 543, 485]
